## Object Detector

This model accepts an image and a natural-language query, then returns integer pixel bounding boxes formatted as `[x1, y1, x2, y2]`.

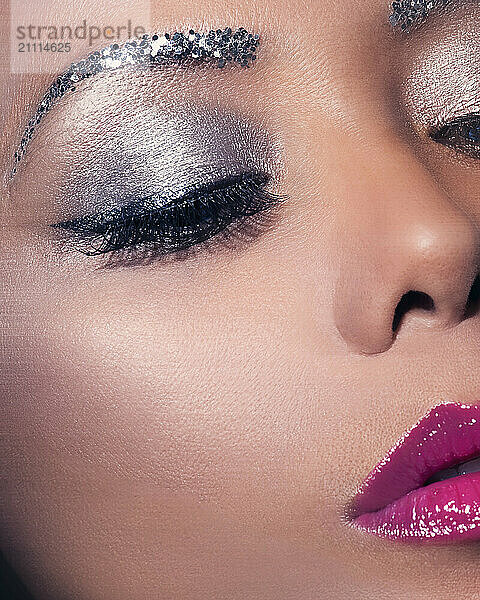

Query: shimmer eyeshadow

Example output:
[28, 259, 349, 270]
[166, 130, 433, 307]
[51, 103, 277, 219]
[389, 0, 452, 30]
[11, 27, 260, 176]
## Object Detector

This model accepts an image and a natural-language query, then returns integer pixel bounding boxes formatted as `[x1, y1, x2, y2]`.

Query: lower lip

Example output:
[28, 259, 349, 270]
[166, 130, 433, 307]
[353, 471, 480, 543]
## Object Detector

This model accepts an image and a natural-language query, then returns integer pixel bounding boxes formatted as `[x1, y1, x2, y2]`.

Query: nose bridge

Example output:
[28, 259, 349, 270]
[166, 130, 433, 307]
[332, 139, 480, 355]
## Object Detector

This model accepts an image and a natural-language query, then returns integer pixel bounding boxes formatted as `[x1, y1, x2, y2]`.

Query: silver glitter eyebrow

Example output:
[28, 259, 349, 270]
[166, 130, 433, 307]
[11, 27, 260, 177]
[389, 0, 452, 31]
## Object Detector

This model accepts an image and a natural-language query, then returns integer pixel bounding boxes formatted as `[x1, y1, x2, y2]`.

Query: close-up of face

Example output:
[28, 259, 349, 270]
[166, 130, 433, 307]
[3, 0, 480, 598]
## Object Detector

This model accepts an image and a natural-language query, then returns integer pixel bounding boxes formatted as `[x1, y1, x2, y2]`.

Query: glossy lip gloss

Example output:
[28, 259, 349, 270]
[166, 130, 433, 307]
[347, 403, 480, 544]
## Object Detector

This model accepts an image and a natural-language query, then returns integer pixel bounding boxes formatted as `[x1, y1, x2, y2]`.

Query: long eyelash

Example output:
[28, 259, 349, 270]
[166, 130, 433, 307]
[51, 172, 285, 258]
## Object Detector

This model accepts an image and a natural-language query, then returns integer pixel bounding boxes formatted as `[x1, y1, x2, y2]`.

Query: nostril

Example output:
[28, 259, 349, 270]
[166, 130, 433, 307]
[463, 274, 480, 319]
[392, 290, 435, 333]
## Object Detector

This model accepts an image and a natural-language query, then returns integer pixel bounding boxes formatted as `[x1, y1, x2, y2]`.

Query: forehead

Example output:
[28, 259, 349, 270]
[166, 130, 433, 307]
[9, 0, 394, 49]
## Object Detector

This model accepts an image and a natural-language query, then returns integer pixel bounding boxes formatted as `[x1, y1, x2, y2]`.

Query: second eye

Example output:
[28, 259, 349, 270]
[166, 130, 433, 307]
[430, 113, 480, 159]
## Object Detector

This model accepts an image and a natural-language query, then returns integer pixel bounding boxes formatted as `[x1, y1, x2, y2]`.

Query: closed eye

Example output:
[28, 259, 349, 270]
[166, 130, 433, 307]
[50, 172, 285, 263]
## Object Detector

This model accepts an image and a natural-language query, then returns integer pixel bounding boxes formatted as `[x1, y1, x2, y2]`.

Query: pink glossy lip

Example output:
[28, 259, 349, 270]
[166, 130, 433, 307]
[348, 402, 480, 544]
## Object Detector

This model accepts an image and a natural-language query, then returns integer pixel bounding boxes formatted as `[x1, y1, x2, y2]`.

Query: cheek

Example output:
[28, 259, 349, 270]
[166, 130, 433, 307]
[2, 227, 384, 595]
[2, 238, 318, 510]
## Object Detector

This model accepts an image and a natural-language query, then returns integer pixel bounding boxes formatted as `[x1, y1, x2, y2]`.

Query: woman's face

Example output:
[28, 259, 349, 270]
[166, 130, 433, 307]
[3, 0, 480, 598]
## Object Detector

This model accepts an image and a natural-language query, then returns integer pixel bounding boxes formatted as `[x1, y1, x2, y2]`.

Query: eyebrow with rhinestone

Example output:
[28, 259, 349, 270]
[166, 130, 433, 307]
[10, 27, 260, 178]
[389, 0, 453, 31]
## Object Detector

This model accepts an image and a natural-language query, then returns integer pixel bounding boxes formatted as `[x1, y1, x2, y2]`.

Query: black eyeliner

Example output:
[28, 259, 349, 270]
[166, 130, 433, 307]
[50, 172, 284, 257]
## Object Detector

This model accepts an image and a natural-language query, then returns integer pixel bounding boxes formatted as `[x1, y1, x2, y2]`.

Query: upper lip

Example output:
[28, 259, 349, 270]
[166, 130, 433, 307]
[349, 402, 480, 518]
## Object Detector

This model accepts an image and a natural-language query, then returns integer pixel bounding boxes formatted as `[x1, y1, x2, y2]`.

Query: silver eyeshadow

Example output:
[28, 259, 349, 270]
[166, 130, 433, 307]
[11, 27, 260, 177]
[50, 102, 278, 220]
[389, 0, 453, 30]
[401, 16, 480, 128]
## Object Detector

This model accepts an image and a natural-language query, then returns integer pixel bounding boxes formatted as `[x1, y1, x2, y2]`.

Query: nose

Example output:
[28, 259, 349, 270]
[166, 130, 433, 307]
[333, 142, 480, 355]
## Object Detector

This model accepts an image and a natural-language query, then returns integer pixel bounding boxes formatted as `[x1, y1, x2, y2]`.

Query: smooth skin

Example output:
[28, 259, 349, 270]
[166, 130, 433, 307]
[3, 0, 480, 598]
